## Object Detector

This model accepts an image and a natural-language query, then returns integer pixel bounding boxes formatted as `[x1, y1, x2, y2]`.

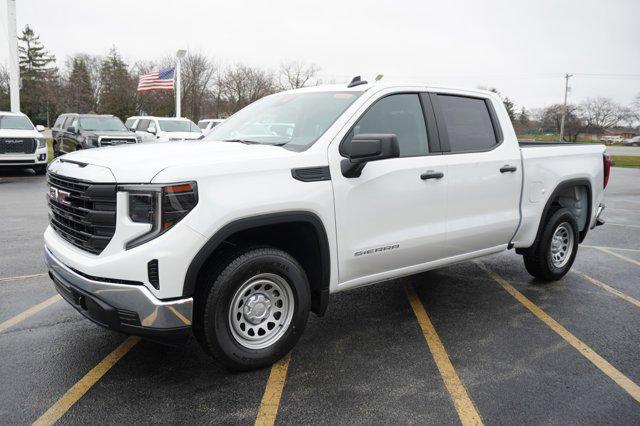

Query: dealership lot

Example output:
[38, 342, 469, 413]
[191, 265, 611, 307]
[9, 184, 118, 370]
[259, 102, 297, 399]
[1, 167, 639, 424]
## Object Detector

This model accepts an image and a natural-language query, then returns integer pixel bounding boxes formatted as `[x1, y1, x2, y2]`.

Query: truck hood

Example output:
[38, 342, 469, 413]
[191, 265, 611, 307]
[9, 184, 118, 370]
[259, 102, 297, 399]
[0, 128, 42, 138]
[162, 131, 202, 140]
[84, 130, 136, 138]
[50, 140, 299, 182]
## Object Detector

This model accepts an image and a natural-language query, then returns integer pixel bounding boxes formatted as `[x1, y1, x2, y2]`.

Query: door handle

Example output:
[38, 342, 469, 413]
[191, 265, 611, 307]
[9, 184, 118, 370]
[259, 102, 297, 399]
[500, 165, 517, 173]
[420, 170, 444, 180]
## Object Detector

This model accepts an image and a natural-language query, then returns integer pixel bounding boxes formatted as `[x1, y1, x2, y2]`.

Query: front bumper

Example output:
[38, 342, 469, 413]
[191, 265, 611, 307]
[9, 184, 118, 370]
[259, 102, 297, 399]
[45, 247, 192, 344]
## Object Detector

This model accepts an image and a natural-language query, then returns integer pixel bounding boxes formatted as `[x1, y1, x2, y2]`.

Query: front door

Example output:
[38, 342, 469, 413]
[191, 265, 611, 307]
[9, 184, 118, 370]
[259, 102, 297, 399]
[330, 91, 448, 288]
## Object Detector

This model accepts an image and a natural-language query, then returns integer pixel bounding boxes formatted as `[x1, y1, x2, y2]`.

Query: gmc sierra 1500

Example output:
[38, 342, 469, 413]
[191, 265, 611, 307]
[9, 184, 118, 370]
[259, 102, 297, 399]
[44, 79, 609, 370]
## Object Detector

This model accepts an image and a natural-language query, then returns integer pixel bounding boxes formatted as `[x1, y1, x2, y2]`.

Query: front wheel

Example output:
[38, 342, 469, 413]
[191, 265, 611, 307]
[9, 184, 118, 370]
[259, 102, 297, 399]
[522, 208, 579, 281]
[193, 246, 310, 371]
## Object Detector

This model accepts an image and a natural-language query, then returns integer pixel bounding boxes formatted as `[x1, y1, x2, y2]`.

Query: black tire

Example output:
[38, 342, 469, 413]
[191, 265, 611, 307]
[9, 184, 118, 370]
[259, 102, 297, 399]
[33, 164, 47, 175]
[193, 246, 310, 371]
[522, 208, 579, 281]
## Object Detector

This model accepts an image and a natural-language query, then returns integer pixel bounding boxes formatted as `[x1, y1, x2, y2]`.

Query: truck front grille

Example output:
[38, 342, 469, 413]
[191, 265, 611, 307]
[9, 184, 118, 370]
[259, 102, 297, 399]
[99, 137, 137, 146]
[0, 137, 36, 154]
[47, 173, 117, 255]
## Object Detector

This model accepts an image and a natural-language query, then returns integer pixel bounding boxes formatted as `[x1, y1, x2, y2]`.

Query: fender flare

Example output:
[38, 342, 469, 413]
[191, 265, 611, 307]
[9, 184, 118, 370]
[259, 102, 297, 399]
[182, 211, 331, 314]
[531, 178, 592, 247]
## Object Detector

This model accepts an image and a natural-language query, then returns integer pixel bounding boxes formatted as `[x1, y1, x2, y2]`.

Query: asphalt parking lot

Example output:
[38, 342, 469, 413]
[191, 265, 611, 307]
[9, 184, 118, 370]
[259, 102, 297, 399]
[1, 166, 639, 424]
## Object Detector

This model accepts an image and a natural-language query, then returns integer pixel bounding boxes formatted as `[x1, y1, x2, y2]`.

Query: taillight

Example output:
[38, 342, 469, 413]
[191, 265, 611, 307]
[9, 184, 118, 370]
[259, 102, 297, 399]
[603, 153, 611, 189]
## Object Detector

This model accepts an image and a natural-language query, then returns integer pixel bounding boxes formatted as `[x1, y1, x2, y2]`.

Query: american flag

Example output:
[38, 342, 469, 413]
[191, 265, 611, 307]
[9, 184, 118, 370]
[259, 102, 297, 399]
[137, 67, 175, 92]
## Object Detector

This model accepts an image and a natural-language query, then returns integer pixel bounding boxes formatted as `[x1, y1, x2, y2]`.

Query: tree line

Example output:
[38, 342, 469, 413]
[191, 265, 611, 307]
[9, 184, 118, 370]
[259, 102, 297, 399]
[0, 26, 321, 125]
[0, 25, 638, 137]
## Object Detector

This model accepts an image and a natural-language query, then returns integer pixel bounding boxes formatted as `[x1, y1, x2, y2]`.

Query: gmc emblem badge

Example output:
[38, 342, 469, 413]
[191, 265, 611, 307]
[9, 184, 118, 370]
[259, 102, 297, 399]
[48, 187, 71, 206]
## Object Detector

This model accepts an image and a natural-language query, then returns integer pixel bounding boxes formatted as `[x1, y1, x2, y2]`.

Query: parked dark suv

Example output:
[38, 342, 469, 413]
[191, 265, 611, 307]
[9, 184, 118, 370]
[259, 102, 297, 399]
[52, 114, 141, 157]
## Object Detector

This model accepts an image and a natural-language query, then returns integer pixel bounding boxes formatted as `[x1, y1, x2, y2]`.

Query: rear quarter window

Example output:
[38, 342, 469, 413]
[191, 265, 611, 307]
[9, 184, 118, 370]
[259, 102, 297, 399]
[437, 95, 498, 152]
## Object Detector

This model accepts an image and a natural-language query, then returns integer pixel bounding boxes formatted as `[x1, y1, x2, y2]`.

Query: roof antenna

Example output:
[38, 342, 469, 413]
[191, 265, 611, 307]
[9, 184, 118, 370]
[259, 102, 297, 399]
[347, 75, 368, 88]
[375, 74, 384, 81]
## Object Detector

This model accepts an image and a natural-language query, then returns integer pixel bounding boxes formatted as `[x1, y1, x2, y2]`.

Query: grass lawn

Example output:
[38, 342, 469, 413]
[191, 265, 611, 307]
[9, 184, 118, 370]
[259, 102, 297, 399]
[46, 138, 53, 163]
[611, 155, 640, 168]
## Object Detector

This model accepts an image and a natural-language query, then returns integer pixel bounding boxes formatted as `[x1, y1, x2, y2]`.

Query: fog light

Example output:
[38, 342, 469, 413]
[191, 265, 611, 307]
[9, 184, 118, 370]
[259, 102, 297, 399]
[38, 154, 46, 161]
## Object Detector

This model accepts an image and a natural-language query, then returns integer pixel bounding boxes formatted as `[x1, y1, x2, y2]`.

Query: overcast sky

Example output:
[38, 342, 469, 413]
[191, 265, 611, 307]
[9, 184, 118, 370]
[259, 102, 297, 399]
[1, 0, 639, 110]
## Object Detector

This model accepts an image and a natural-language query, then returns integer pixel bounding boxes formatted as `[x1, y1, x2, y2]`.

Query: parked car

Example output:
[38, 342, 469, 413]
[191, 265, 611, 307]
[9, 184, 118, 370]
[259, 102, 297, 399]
[599, 135, 623, 144]
[45, 81, 608, 371]
[622, 136, 640, 146]
[0, 111, 48, 174]
[126, 116, 202, 141]
[197, 118, 225, 135]
[51, 114, 140, 157]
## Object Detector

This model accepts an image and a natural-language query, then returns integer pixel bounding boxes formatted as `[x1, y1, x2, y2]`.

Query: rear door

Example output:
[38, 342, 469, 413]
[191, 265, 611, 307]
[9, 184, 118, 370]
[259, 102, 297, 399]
[430, 92, 522, 257]
[330, 89, 448, 287]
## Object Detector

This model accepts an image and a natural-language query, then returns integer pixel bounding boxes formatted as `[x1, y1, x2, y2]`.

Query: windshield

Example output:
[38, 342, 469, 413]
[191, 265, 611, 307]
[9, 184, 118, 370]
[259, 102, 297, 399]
[158, 119, 201, 133]
[0, 115, 35, 130]
[79, 116, 128, 132]
[204, 91, 362, 149]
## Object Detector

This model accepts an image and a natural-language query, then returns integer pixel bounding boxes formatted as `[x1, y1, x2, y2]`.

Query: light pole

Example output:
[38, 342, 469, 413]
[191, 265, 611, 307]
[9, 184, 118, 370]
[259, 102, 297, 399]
[559, 73, 572, 142]
[6, 0, 20, 112]
[175, 49, 186, 117]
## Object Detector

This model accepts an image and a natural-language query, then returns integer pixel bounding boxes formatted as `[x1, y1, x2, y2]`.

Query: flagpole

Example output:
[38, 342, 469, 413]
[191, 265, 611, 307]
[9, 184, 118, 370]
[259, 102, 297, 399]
[175, 49, 186, 118]
[6, 0, 20, 112]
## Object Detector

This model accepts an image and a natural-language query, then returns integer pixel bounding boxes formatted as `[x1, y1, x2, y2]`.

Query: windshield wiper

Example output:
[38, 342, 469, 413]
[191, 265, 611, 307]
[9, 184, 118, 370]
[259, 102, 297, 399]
[222, 139, 261, 145]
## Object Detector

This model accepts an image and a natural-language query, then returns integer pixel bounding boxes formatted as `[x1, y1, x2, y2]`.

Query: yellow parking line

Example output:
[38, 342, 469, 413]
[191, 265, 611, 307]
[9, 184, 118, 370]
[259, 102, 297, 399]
[404, 285, 483, 426]
[573, 270, 640, 309]
[476, 261, 640, 404]
[0, 295, 61, 334]
[0, 272, 47, 282]
[593, 246, 640, 267]
[255, 353, 292, 426]
[33, 336, 140, 426]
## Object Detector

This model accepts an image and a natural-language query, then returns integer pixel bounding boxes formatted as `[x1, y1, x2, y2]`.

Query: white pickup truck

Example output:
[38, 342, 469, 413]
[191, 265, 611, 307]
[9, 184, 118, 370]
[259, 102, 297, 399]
[44, 79, 609, 370]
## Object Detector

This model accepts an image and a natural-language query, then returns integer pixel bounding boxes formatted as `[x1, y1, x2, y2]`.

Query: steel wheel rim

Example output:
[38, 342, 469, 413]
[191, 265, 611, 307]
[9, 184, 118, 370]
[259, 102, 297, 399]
[550, 222, 574, 268]
[228, 273, 295, 350]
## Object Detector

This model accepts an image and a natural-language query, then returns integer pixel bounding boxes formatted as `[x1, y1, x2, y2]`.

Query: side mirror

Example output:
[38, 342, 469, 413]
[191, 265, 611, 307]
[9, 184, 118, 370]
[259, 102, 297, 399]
[67, 126, 78, 134]
[36, 125, 45, 132]
[340, 133, 400, 178]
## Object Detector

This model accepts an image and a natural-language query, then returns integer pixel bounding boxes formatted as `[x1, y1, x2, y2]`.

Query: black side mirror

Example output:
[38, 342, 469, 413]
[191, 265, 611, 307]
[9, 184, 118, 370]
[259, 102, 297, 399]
[340, 133, 400, 178]
[67, 126, 78, 134]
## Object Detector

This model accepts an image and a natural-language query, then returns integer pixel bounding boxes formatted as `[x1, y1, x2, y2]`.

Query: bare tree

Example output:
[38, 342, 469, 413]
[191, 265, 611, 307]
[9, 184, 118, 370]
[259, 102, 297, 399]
[220, 64, 277, 114]
[541, 104, 583, 141]
[580, 97, 633, 131]
[180, 52, 218, 121]
[279, 61, 320, 90]
[0, 65, 9, 110]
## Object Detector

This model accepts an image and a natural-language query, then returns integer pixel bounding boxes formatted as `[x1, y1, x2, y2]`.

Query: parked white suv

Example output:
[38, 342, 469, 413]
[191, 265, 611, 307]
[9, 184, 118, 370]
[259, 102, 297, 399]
[126, 116, 202, 142]
[0, 111, 48, 174]
[44, 80, 609, 370]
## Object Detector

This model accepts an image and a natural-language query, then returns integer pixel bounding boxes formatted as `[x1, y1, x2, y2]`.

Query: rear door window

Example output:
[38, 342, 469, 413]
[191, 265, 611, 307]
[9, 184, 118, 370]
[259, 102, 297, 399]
[436, 95, 498, 153]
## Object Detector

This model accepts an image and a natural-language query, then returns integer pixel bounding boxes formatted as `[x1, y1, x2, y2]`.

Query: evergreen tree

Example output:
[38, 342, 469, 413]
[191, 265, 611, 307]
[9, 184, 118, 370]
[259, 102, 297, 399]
[18, 25, 60, 124]
[518, 106, 530, 126]
[66, 56, 95, 112]
[97, 48, 137, 120]
[502, 97, 516, 122]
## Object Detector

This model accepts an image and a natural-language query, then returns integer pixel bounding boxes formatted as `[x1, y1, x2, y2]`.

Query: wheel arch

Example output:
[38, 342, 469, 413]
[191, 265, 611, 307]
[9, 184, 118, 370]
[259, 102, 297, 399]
[523, 178, 592, 251]
[183, 211, 331, 316]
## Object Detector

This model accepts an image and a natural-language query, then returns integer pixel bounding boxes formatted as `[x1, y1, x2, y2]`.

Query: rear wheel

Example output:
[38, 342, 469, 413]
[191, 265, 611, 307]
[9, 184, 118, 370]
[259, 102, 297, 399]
[522, 208, 579, 281]
[193, 246, 310, 371]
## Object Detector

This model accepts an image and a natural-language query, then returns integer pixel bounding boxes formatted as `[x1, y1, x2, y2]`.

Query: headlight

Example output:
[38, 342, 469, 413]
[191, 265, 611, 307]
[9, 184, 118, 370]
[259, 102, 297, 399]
[121, 182, 198, 249]
[36, 137, 46, 149]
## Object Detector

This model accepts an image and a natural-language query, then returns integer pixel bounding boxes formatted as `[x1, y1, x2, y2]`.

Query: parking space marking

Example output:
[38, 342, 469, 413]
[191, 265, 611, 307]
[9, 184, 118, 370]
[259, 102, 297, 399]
[573, 270, 640, 309]
[0, 295, 61, 334]
[0, 272, 47, 282]
[255, 352, 291, 426]
[582, 245, 640, 253]
[592, 246, 640, 267]
[404, 285, 483, 426]
[476, 261, 640, 404]
[33, 336, 140, 426]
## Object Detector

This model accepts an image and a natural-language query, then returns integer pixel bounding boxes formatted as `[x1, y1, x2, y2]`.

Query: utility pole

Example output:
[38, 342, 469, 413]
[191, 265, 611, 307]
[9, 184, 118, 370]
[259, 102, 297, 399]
[6, 0, 20, 112]
[559, 73, 572, 142]
[175, 49, 186, 117]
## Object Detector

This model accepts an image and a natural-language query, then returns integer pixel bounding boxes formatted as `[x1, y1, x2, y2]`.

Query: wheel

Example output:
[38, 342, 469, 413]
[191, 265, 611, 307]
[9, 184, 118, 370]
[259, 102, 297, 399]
[522, 208, 579, 281]
[193, 246, 310, 371]
[33, 164, 47, 175]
